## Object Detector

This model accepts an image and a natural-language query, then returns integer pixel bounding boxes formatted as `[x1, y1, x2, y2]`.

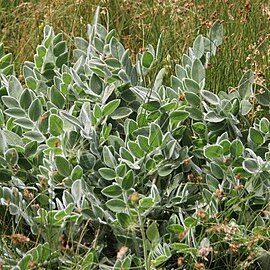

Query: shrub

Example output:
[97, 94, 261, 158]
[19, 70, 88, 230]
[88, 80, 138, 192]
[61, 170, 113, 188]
[0, 7, 270, 270]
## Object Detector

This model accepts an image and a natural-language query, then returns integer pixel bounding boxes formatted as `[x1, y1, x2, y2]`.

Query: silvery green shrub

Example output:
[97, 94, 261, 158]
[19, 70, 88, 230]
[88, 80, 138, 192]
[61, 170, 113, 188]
[0, 7, 270, 270]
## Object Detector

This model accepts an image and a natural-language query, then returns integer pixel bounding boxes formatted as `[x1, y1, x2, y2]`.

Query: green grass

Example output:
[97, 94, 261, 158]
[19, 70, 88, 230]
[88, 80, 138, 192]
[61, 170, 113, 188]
[1, 0, 270, 92]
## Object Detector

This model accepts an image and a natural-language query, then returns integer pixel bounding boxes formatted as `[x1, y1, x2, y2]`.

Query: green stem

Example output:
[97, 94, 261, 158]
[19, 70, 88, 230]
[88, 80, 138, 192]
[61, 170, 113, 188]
[137, 211, 150, 270]
[123, 192, 140, 256]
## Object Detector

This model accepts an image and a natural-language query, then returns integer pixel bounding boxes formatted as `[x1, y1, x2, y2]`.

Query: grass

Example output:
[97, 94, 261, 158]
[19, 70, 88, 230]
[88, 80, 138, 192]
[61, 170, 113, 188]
[1, 0, 270, 91]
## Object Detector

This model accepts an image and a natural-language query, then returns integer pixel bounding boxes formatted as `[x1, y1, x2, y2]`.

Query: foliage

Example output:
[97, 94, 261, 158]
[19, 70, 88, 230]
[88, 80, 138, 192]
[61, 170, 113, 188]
[1, 0, 270, 92]
[0, 7, 270, 270]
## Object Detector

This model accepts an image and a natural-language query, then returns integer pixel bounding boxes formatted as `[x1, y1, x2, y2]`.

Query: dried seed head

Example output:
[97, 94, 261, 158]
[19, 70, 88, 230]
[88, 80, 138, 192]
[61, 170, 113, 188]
[197, 245, 213, 258]
[129, 192, 140, 203]
[28, 260, 38, 269]
[194, 262, 205, 270]
[229, 242, 240, 253]
[178, 94, 185, 101]
[9, 234, 30, 244]
[213, 189, 224, 199]
[196, 208, 207, 221]
[247, 251, 256, 261]
[117, 246, 129, 260]
[187, 173, 194, 181]
[223, 157, 231, 165]
[23, 189, 34, 200]
[195, 176, 203, 183]
[235, 173, 241, 180]
[178, 229, 188, 240]
[234, 184, 244, 191]
[177, 256, 184, 267]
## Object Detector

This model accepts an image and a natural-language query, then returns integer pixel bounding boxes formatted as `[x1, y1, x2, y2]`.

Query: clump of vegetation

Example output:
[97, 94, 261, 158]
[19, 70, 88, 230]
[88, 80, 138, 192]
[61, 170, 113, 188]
[0, 7, 270, 270]
[1, 0, 270, 91]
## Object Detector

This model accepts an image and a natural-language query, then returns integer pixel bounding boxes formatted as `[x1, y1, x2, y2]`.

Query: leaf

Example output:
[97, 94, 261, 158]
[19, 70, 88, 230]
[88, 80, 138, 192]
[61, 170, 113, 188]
[93, 104, 102, 119]
[175, 64, 186, 80]
[191, 59, 205, 83]
[98, 167, 116, 180]
[25, 141, 38, 157]
[149, 122, 163, 147]
[50, 87, 65, 109]
[103, 146, 117, 168]
[243, 158, 259, 174]
[5, 108, 26, 118]
[111, 107, 133, 120]
[259, 118, 269, 134]
[185, 92, 201, 107]
[0, 168, 12, 182]
[71, 179, 83, 205]
[101, 184, 122, 198]
[239, 70, 254, 100]
[49, 114, 63, 136]
[110, 37, 125, 59]
[79, 152, 96, 170]
[60, 111, 82, 129]
[146, 222, 159, 243]
[186, 107, 203, 121]
[24, 131, 45, 142]
[2, 96, 20, 108]
[120, 147, 134, 162]
[25, 77, 37, 90]
[153, 68, 165, 91]
[171, 243, 195, 253]
[102, 99, 121, 116]
[158, 165, 174, 177]
[106, 199, 126, 213]
[193, 34, 204, 59]
[137, 135, 150, 152]
[230, 139, 244, 157]
[248, 128, 264, 145]
[204, 111, 224, 123]
[210, 162, 224, 179]
[168, 224, 184, 234]
[55, 156, 72, 177]
[240, 100, 252, 115]
[204, 145, 223, 158]
[142, 51, 154, 68]
[5, 148, 18, 166]
[170, 110, 190, 123]
[139, 197, 155, 209]
[13, 118, 35, 129]
[122, 170, 134, 190]
[70, 165, 83, 181]
[184, 78, 200, 93]
[81, 250, 94, 269]
[256, 85, 270, 106]
[29, 98, 43, 121]
[54, 41, 66, 56]
[116, 213, 131, 228]
[127, 141, 144, 158]
[192, 122, 206, 135]
[206, 175, 219, 192]
[7, 75, 23, 99]
[209, 22, 223, 47]
[201, 90, 220, 105]
[90, 73, 103, 95]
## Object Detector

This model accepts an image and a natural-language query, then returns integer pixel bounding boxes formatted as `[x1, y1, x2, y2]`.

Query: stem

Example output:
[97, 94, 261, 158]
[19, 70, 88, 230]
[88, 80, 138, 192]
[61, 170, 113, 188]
[123, 192, 140, 256]
[137, 210, 150, 270]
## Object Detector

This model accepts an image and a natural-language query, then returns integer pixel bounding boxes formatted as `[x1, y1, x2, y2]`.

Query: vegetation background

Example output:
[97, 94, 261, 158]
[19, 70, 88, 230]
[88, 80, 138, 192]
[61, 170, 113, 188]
[1, 1, 270, 269]
[1, 0, 270, 90]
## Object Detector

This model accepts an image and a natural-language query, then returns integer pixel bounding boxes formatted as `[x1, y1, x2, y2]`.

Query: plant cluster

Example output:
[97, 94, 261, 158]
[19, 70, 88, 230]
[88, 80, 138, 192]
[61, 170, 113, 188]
[0, 7, 270, 270]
